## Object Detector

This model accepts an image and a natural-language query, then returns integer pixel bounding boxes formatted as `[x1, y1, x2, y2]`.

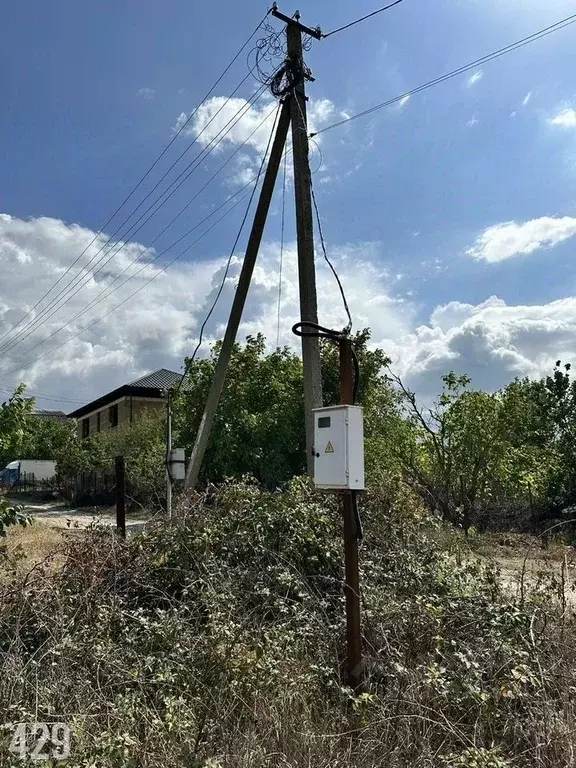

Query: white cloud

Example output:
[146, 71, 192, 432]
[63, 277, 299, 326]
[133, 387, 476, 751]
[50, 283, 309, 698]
[550, 108, 576, 128]
[0, 214, 408, 409]
[398, 296, 576, 398]
[171, 94, 336, 185]
[466, 216, 576, 263]
[173, 95, 334, 154]
[137, 87, 155, 100]
[6, 214, 576, 410]
[522, 91, 532, 107]
[467, 115, 479, 127]
[467, 71, 483, 87]
[172, 112, 188, 133]
[398, 95, 410, 109]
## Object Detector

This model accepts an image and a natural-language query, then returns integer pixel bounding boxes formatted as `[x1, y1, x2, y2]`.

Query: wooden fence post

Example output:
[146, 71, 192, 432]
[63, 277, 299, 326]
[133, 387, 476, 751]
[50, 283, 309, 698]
[115, 456, 126, 538]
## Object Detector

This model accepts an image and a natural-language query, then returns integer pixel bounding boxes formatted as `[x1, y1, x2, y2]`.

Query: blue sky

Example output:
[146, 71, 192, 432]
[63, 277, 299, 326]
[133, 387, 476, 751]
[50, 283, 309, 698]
[1, 0, 576, 409]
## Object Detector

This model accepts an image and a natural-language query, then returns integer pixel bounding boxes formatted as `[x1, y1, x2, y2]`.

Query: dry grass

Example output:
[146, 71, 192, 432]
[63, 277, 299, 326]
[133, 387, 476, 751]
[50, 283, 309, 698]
[2, 519, 78, 572]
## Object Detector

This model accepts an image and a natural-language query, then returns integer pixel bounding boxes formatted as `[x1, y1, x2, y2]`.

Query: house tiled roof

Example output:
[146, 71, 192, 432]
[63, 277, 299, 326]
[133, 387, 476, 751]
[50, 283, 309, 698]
[128, 369, 182, 389]
[67, 368, 182, 419]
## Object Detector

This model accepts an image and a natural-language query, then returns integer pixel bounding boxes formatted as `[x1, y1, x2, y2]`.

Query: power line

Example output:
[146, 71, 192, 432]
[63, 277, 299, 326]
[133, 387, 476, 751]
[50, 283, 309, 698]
[0, 84, 271, 358]
[312, 11, 576, 137]
[175, 101, 283, 396]
[276, 149, 287, 348]
[0, 10, 271, 353]
[0, 385, 86, 405]
[2, 180, 262, 380]
[1, 100, 278, 366]
[292, 95, 353, 332]
[310, 183, 352, 332]
[322, 0, 403, 38]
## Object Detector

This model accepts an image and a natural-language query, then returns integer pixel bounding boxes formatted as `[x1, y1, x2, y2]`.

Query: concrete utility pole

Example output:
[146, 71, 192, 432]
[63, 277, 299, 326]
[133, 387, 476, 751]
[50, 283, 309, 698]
[184, 99, 292, 490]
[277, 8, 324, 474]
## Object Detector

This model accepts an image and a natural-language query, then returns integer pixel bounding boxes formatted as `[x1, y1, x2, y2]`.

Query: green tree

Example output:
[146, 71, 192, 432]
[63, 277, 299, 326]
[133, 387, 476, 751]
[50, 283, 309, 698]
[176, 334, 305, 487]
[56, 411, 166, 506]
[0, 384, 36, 466]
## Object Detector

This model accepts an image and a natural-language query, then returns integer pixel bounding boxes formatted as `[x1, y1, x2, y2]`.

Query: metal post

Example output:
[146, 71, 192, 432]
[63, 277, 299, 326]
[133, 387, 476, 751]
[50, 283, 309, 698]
[340, 336, 363, 692]
[166, 393, 173, 521]
[184, 99, 292, 490]
[115, 455, 126, 539]
[286, 20, 323, 475]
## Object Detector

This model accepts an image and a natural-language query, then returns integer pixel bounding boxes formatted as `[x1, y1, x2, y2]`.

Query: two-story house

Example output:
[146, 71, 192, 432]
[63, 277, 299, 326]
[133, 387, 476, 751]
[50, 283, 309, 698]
[68, 369, 182, 439]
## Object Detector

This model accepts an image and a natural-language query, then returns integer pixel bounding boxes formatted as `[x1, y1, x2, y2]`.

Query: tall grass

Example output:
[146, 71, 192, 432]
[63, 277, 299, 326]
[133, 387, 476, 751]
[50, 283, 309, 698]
[0, 478, 574, 767]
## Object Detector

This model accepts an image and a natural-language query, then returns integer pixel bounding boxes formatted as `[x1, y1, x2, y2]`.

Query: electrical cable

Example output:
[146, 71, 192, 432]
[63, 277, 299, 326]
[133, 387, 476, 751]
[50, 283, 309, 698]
[0, 84, 272, 358]
[174, 101, 283, 396]
[291, 322, 360, 405]
[0, 10, 271, 351]
[0, 385, 86, 405]
[2, 175, 261, 370]
[312, 11, 576, 137]
[1, 102, 279, 366]
[291, 95, 353, 332]
[310, 183, 352, 332]
[1, 178, 261, 379]
[322, 0, 403, 38]
[276, 149, 287, 348]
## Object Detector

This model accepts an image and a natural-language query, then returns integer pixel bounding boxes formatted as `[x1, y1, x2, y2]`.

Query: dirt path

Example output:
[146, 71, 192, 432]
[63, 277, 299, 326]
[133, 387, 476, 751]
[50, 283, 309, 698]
[8, 495, 153, 534]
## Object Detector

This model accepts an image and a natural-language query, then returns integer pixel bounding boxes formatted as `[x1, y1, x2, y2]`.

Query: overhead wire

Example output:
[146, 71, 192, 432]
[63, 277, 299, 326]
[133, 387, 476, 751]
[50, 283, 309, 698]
[276, 148, 287, 348]
[293, 95, 353, 332]
[2, 179, 262, 380]
[0, 83, 272, 357]
[321, 0, 403, 38]
[174, 100, 283, 396]
[2, 175, 261, 370]
[1, 101, 280, 366]
[0, 10, 272, 352]
[312, 11, 576, 137]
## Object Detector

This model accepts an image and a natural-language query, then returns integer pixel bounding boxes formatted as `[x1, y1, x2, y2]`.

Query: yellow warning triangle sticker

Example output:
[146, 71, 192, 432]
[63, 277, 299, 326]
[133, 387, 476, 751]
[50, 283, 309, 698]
[325, 441, 335, 454]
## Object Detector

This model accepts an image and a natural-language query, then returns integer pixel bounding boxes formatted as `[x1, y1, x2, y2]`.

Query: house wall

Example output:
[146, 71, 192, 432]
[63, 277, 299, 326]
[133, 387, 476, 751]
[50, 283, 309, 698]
[76, 396, 165, 440]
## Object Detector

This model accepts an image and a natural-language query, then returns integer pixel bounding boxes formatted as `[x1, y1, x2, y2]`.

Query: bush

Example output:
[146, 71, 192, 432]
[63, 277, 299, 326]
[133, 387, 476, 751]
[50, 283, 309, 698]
[0, 479, 574, 766]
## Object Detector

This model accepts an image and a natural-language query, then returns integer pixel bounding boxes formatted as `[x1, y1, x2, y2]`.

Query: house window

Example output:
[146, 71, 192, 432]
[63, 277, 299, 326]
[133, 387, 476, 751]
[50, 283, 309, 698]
[109, 404, 119, 428]
[82, 418, 90, 439]
[96, 412, 101, 432]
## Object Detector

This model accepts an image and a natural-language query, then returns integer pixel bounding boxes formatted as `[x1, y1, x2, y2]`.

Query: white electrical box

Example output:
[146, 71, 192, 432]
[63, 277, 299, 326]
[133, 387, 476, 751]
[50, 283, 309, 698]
[312, 405, 365, 490]
[169, 448, 186, 481]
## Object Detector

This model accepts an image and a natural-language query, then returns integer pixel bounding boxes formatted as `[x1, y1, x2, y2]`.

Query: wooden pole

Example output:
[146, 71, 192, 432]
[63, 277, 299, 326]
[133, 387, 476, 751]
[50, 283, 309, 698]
[115, 455, 126, 538]
[286, 21, 323, 475]
[184, 99, 292, 491]
[340, 336, 363, 692]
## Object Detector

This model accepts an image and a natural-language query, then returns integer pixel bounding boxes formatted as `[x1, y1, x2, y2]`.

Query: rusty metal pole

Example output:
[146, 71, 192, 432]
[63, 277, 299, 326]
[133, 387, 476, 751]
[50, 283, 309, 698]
[340, 336, 363, 692]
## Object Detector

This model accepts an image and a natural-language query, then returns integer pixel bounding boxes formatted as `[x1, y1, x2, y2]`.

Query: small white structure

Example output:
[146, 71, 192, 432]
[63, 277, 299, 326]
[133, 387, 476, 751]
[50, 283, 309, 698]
[312, 405, 365, 490]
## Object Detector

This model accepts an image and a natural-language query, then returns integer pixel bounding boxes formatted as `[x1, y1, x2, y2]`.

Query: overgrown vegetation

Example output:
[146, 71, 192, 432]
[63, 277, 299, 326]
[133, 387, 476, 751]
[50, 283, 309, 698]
[4, 337, 576, 532]
[0, 479, 574, 766]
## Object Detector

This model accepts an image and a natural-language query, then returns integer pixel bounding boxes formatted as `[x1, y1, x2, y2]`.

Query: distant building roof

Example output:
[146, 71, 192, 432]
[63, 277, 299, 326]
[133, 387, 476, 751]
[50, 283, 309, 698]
[34, 409, 68, 422]
[67, 368, 182, 419]
[128, 369, 183, 390]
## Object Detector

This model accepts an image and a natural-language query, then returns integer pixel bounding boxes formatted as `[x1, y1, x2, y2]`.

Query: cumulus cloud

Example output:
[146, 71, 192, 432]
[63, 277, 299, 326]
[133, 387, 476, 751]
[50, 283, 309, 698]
[522, 91, 532, 107]
[398, 296, 576, 398]
[549, 108, 576, 128]
[466, 216, 576, 263]
[467, 71, 483, 87]
[5, 214, 576, 411]
[171, 94, 336, 185]
[0, 214, 408, 410]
